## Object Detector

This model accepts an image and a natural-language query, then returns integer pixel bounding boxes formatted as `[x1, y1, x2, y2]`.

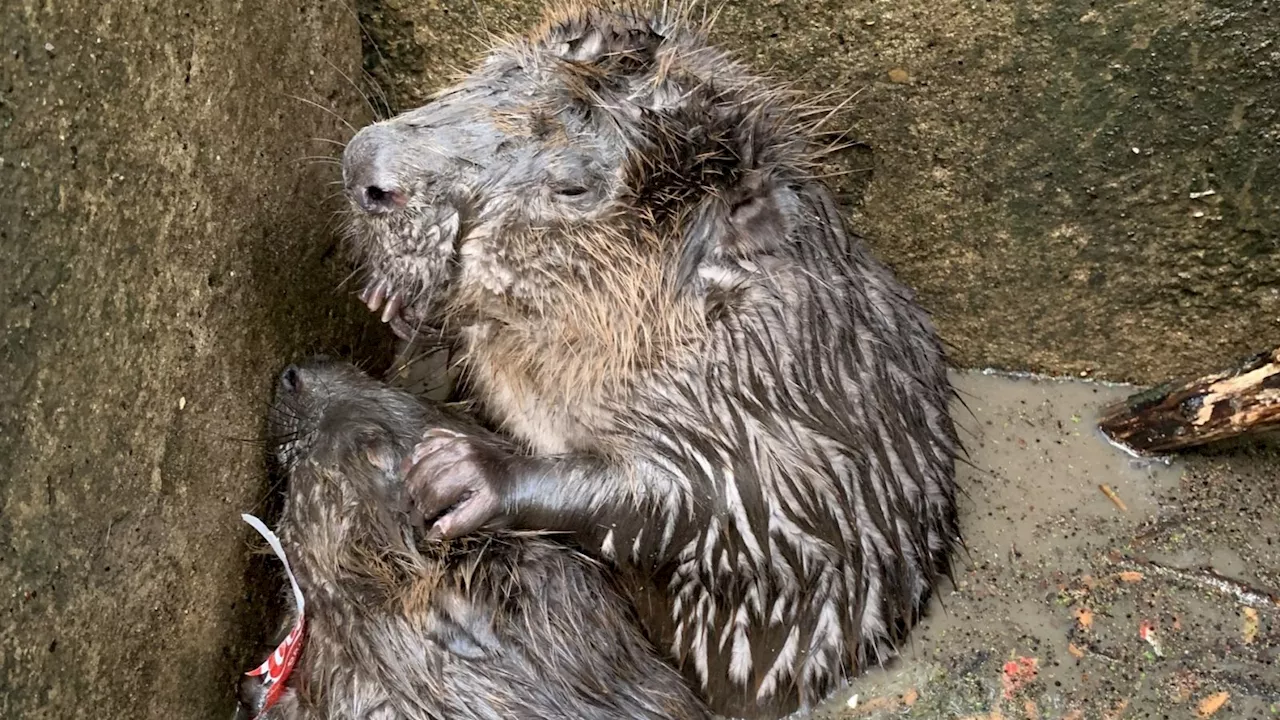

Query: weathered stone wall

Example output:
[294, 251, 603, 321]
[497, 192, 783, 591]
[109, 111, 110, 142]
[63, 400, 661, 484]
[0, 2, 392, 717]
[359, 0, 1279, 383]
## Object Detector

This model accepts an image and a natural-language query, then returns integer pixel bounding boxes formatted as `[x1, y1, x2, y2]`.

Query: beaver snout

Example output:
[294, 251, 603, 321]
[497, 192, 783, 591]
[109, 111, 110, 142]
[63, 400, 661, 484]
[274, 355, 334, 397]
[343, 125, 413, 215]
[279, 364, 302, 394]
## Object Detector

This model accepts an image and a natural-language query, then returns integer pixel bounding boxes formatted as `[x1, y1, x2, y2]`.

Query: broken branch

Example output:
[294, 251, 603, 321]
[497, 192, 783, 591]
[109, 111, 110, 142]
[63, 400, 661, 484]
[1097, 346, 1280, 455]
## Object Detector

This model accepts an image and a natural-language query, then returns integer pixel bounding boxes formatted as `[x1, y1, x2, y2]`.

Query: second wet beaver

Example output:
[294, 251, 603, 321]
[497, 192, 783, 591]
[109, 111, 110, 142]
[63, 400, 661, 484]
[340, 4, 961, 717]
[238, 358, 710, 719]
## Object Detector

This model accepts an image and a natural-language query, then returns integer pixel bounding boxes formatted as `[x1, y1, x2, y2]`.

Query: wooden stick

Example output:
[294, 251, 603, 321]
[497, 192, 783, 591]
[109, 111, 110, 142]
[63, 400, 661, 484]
[1097, 346, 1280, 455]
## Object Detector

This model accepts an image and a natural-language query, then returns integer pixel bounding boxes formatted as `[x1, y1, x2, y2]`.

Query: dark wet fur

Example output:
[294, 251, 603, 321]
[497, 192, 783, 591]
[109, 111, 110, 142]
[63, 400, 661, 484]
[237, 358, 710, 720]
[340, 3, 961, 717]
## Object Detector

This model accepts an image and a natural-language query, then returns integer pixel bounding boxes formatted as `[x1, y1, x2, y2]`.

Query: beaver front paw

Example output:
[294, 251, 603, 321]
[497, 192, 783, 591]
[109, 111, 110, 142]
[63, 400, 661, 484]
[359, 277, 420, 342]
[404, 428, 513, 541]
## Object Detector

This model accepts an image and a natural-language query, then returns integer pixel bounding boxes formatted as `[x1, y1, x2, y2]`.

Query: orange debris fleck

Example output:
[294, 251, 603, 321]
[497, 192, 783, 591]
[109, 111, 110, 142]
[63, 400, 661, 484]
[1075, 606, 1095, 629]
[1197, 691, 1229, 717]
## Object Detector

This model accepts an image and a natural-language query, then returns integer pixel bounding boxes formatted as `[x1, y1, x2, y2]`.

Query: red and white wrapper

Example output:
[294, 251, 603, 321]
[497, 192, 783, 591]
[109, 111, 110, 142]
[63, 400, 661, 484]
[242, 513, 306, 719]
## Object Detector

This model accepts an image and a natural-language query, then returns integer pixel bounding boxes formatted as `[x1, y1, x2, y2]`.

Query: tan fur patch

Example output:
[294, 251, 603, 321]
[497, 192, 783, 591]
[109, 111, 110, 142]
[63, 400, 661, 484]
[451, 218, 704, 450]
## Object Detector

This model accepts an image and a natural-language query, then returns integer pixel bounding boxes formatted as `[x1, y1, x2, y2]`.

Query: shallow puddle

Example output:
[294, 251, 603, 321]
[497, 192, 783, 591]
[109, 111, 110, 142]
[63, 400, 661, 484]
[812, 370, 1279, 720]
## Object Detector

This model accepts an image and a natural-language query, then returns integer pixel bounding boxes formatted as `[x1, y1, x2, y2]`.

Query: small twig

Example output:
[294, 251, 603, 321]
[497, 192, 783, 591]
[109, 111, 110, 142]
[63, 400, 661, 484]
[1116, 558, 1280, 611]
[1099, 484, 1129, 513]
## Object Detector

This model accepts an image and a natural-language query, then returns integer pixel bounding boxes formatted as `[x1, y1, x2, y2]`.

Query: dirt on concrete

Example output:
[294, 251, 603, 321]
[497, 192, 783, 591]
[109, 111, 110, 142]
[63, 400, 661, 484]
[814, 371, 1280, 720]
[358, 0, 1280, 385]
[0, 1, 394, 717]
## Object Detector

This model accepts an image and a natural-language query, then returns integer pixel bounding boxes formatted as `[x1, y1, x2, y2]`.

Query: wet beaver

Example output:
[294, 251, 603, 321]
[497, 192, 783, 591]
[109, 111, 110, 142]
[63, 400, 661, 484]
[340, 4, 961, 717]
[237, 357, 711, 719]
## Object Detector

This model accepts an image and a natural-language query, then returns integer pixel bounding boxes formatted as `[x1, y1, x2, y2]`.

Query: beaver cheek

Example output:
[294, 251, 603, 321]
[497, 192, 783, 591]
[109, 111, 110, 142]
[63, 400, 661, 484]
[458, 239, 516, 297]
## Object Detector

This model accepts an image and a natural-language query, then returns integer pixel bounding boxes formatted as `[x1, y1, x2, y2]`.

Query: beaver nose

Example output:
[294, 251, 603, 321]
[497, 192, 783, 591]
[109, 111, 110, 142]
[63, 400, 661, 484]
[357, 183, 407, 214]
[279, 365, 303, 394]
[343, 125, 411, 215]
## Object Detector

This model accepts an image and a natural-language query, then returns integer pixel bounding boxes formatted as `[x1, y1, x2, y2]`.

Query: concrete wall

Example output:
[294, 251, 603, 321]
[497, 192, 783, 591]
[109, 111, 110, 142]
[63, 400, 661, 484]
[0, 2, 393, 717]
[360, 0, 1279, 383]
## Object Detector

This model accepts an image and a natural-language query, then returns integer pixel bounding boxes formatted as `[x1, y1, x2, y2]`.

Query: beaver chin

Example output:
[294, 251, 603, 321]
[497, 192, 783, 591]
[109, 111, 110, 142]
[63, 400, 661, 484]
[344, 201, 464, 341]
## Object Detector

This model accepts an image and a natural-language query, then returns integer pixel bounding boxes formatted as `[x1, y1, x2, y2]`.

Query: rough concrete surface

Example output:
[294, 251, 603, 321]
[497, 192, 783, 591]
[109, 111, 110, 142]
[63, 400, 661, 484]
[0, 1, 393, 717]
[359, 0, 1280, 384]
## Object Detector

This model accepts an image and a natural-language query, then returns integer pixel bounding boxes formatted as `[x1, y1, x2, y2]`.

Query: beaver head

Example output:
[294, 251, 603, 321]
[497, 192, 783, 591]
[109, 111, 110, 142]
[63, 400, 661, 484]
[340, 4, 819, 340]
[269, 359, 421, 474]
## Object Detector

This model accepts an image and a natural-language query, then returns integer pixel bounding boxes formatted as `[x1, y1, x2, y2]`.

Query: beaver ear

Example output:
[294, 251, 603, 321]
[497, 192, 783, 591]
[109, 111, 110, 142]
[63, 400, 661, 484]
[713, 175, 794, 254]
[676, 176, 794, 287]
[725, 179, 791, 254]
[364, 443, 399, 475]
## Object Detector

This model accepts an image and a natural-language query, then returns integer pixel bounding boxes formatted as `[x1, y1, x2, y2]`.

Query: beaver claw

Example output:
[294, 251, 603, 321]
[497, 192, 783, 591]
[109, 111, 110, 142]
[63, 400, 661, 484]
[359, 278, 418, 342]
[404, 428, 512, 541]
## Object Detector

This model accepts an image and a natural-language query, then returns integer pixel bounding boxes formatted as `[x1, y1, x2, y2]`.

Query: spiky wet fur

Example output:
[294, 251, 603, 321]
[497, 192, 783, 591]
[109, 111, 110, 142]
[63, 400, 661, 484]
[246, 359, 710, 719]
[341, 3, 961, 717]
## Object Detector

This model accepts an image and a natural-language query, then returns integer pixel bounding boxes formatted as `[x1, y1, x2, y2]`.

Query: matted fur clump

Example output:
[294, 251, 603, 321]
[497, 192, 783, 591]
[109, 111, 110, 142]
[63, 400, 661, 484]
[340, 3, 962, 717]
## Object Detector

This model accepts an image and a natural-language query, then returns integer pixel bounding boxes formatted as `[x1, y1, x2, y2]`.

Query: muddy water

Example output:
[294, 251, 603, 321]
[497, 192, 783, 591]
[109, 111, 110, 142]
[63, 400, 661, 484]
[815, 370, 1279, 719]
[944, 370, 1184, 577]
